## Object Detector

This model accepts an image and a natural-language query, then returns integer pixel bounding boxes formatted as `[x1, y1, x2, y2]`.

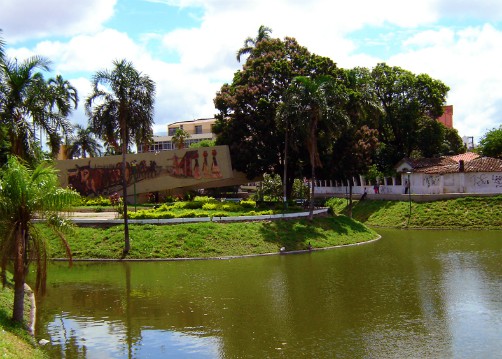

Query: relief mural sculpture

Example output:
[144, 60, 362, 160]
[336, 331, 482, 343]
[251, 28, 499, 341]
[59, 147, 227, 197]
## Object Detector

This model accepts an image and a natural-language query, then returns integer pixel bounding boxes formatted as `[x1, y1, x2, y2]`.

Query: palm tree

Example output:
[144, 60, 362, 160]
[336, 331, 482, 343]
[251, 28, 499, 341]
[68, 124, 102, 158]
[172, 128, 191, 149]
[0, 55, 75, 162]
[0, 29, 5, 63]
[45, 75, 79, 157]
[281, 75, 347, 220]
[236, 25, 272, 62]
[85, 59, 155, 255]
[0, 156, 79, 323]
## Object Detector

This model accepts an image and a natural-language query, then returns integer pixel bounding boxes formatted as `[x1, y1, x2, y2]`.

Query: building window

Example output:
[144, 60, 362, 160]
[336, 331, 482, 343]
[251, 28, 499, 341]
[168, 127, 179, 136]
[195, 125, 202, 134]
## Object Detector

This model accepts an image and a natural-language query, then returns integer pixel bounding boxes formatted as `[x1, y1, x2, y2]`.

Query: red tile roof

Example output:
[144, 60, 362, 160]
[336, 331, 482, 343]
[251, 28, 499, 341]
[449, 152, 480, 163]
[397, 153, 502, 174]
[415, 157, 502, 174]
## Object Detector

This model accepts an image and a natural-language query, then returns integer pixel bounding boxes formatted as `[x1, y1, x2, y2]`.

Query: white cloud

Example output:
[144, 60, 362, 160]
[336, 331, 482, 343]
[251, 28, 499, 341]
[389, 24, 502, 140]
[0, 0, 116, 42]
[3, 0, 502, 141]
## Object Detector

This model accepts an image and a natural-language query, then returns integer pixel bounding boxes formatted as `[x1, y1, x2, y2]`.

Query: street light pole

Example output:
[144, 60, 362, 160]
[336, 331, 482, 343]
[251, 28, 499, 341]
[406, 171, 411, 218]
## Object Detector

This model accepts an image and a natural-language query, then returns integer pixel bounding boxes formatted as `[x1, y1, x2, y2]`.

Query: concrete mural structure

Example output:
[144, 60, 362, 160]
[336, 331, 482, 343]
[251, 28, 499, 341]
[56, 145, 249, 201]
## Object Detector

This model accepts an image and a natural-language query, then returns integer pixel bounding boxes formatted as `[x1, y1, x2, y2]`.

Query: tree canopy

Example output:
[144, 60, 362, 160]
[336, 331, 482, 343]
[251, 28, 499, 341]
[371, 63, 451, 171]
[214, 36, 340, 183]
[0, 55, 76, 164]
[479, 125, 502, 158]
[236, 25, 273, 62]
[215, 34, 463, 191]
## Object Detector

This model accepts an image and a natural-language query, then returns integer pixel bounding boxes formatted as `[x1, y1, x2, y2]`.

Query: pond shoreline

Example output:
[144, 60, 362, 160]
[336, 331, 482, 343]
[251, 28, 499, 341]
[50, 235, 381, 262]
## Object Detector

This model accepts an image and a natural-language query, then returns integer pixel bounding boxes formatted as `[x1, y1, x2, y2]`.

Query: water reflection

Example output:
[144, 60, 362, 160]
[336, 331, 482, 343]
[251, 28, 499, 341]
[34, 230, 502, 358]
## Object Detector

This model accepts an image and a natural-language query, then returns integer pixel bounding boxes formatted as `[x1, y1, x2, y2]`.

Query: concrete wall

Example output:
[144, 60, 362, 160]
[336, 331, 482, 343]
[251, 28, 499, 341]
[312, 171, 502, 198]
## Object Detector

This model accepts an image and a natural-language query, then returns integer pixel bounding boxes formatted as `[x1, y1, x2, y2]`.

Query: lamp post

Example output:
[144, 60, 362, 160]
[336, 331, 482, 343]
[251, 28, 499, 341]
[406, 171, 411, 218]
[131, 161, 137, 212]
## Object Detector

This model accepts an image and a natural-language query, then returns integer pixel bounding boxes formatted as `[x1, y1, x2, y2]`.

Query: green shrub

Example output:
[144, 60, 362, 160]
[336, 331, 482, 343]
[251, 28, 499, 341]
[202, 203, 219, 211]
[212, 212, 228, 218]
[195, 212, 210, 218]
[194, 196, 217, 203]
[157, 212, 176, 219]
[174, 201, 204, 210]
[240, 200, 256, 208]
[178, 210, 198, 218]
[222, 203, 242, 212]
[81, 196, 112, 206]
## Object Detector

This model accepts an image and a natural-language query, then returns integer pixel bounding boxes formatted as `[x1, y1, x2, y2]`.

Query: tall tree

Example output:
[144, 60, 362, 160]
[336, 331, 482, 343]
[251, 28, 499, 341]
[86, 59, 155, 255]
[45, 74, 79, 157]
[172, 128, 191, 149]
[281, 75, 347, 220]
[236, 25, 272, 62]
[371, 63, 449, 171]
[0, 55, 75, 162]
[0, 157, 79, 323]
[441, 126, 466, 155]
[478, 125, 502, 158]
[68, 124, 102, 158]
[215, 37, 339, 189]
[327, 67, 380, 217]
[0, 30, 8, 164]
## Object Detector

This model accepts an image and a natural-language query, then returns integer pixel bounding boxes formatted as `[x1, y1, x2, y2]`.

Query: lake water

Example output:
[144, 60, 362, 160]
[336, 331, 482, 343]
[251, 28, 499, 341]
[34, 229, 502, 358]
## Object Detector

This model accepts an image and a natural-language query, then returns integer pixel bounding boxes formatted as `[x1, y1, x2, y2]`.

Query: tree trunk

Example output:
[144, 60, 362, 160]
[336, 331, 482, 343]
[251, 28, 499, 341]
[12, 227, 25, 323]
[309, 163, 315, 221]
[121, 126, 130, 256]
[283, 124, 288, 208]
[348, 181, 353, 219]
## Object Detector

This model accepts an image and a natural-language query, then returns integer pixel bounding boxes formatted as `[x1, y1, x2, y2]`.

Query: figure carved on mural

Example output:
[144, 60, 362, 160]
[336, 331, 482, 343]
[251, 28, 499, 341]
[211, 149, 222, 178]
[202, 150, 210, 178]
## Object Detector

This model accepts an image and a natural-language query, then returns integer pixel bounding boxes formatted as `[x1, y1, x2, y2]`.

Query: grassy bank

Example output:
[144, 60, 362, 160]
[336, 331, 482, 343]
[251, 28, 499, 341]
[0, 274, 47, 358]
[42, 216, 378, 260]
[327, 196, 502, 229]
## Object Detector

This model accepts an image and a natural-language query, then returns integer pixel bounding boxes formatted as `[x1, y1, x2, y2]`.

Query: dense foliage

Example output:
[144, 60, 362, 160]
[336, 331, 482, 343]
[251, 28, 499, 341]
[214, 30, 465, 190]
[0, 157, 79, 323]
[478, 125, 502, 158]
[214, 37, 340, 184]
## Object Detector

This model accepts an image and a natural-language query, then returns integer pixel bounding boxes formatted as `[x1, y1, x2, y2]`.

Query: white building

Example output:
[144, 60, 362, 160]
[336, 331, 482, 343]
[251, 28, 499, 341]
[138, 118, 216, 153]
[315, 152, 502, 197]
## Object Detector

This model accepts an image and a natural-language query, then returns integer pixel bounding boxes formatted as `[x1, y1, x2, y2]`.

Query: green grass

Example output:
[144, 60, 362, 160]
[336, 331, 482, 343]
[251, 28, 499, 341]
[326, 196, 502, 229]
[41, 216, 378, 260]
[0, 273, 48, 358]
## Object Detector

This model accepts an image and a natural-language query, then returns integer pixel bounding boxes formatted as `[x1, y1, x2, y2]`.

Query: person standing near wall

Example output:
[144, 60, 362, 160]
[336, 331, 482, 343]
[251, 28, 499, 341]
[404, 179, 410, 194]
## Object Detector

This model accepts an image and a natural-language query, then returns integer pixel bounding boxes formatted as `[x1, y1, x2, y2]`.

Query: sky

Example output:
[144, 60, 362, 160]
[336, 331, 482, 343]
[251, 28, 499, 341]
[1, 0, 502, 142]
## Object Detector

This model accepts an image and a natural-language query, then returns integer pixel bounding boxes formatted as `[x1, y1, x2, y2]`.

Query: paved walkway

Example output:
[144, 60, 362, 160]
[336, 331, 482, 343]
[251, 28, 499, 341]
[67, 208, 329, 225]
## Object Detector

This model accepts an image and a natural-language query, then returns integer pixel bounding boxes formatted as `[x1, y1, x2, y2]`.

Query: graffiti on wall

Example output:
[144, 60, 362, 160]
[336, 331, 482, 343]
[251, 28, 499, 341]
[66, 149, 223, 197]
[473, 174, 490, 187]
[492, 174, 502, 187]
[423, 175, 441, 188]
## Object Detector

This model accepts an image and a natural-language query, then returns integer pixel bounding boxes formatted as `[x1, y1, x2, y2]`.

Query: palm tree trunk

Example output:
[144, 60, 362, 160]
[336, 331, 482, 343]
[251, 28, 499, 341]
[121, 125, 130, 256]
[283, 121, 288, 208]
[309, 158, 315, 221]
[12, 227, 25, 323]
